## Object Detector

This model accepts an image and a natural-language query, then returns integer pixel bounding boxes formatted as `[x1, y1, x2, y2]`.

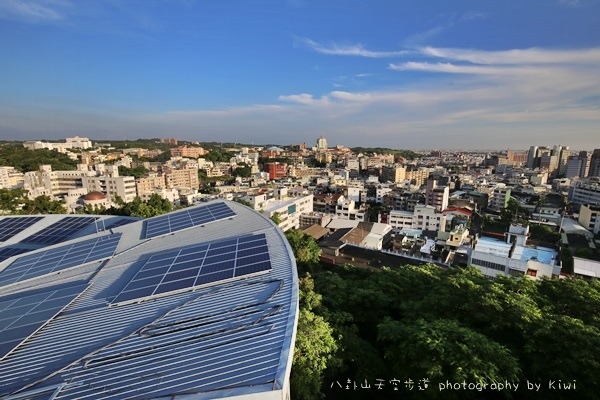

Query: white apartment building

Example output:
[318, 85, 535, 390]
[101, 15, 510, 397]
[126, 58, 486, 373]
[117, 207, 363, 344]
[83, 175, 137, 203]
[579, 204, 600, 235]
[23, 136, 92, 151]
[569, 179, 600, 205]
[376, 185, 393, 204]
[426, 179, 449, 211]
[23, 164, 96, 199]
[470, 225, 560, 280]
[262, 190, 314, 232]
[489, 186, 511, 212]
[335, 199, 367, 221]
[388, 204, 450, 232]
[0, 167, 24, 189]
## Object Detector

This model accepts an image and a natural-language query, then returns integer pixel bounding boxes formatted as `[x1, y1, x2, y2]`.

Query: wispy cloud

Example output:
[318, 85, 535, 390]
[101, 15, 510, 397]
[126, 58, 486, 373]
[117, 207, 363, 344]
[296, 37, 410, 58]
[0, 0, 70, 22]
[278, 93, 330, 105]
[389, 62, 522, 75]
[558, 0, 581, 7]
[420, 47, 600, 65]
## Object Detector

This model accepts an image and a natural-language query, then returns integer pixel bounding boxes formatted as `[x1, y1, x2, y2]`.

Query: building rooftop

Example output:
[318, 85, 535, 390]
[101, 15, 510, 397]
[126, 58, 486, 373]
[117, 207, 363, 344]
[0, 201, 298, 399]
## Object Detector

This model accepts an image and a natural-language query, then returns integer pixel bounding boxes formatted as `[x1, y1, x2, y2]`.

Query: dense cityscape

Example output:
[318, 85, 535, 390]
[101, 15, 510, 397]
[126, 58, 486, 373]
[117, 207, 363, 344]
[1, 0, 599, 398]
[3, 136, 600, 277]
[0, 136, 599, 399]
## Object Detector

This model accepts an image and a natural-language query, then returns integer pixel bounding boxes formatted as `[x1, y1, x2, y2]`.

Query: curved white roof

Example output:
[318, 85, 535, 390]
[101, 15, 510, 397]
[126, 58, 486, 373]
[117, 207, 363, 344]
[0, 201, 298, 399]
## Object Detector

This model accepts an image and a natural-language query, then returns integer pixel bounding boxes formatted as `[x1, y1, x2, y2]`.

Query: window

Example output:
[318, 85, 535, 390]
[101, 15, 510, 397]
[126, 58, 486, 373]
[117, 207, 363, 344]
[508, 268, 524, 277]
[472, 258, 505, 271]
[526, 269, 537, 277]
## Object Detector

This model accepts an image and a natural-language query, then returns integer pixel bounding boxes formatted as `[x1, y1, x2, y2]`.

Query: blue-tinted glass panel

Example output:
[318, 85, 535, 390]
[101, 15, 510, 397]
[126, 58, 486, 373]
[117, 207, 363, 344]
[0, 234, 121, 287]
[235, 262, 272, 277]
[162, 268, 198, 282]
[0, 248, 32, 262]
[0, 282, 88, 360]
[145, 203, 236, 238]
[0, 217, 44, 242]
[154, 278, 197, 295]
[21, 217, 97, 245]
[196, 269, 234, 285]
[200, 261, 235, 274]
[112, 233, 271, 304]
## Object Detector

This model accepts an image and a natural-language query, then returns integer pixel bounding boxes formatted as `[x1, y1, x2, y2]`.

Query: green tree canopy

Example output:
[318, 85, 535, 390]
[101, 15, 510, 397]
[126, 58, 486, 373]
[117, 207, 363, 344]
[0, 144, 78, 172]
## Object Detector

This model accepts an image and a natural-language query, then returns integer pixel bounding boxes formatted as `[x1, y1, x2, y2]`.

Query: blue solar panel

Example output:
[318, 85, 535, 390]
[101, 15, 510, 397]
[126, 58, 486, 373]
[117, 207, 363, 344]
[0, 234, 121, 287]
[21, 217, 97, 245]
[0, 247, 32, 262]
[0, 217, 44, 242]
[112, 233, 271, 304]
[0, 282, 88, 360]
[145, 203, 236, 239]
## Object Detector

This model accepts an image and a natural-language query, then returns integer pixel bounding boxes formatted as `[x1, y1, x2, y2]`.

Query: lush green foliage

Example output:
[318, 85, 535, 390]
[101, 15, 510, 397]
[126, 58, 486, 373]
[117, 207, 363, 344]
[118, 165, 148, 178]
[0, 144, 78, 172]
[285, 231, 600, 400]
[349, 147, 421, 160]
[0, 188, 66, 214]
[81, 194, 172, 218]
[232, 163, 252, 177]
[204, 150, 235, 163]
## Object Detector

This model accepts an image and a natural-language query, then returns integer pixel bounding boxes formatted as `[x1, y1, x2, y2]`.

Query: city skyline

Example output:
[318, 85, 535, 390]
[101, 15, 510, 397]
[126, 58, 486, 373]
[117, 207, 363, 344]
[1, 0, 599, 149]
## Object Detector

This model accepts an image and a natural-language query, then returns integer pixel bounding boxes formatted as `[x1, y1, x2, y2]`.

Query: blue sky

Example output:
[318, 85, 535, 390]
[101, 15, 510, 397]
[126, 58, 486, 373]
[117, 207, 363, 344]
[0, 0, 599, 150]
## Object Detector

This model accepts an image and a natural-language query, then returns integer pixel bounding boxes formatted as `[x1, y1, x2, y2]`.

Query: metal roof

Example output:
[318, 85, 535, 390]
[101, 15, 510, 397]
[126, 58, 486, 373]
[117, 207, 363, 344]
[0, 201, 298, 400]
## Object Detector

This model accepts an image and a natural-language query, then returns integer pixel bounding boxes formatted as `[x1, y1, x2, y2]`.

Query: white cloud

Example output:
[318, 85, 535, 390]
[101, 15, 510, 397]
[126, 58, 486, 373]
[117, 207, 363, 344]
[421, 46, 600, 65]
[0, 0, 69, 21]
[389, 62, 522, 75]
[278, 93, 329, 105]
[296, 37, 409, 58]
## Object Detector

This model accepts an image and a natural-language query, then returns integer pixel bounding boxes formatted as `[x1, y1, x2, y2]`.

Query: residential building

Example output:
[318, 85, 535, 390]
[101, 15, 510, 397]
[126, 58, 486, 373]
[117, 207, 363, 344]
[83, 175, 137, 203]
[299, 212, 332, 229]
[426, 179, 449, 211]
[262, 190, 314, 231]
[136, 173, 166, 194]
[589, 149, 600, 177]
[381, 165, 406, 183]
[313, 194, 343, 214]
[316, 135, 328, 151]
[0, 167, 24, 189]
[23, 164, 96, 199]
[170, 145, 207, 158]
[470, 224, 560, 280]
[264, 163, 287, 180]
[578, 204, 600, 235]
[568, 179, 600, 205]
[335, 199, 367, 221]
[165, 168, 199, 190]
[489, 186, 511, 212]
[566, 151, 591, 178]
[388, 204, 450, 232]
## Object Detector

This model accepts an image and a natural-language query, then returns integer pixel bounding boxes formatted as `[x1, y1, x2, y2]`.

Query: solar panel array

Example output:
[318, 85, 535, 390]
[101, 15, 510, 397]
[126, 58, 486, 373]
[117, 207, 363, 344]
[0, 248, 32, 263]
[21, 217, 98, 245]
[145, 202, 235, 239]
[0, 217, 44, 242]
[113, 233, 271, 304]
[0, 282, 88, 360]
[0, 233, 122, 287]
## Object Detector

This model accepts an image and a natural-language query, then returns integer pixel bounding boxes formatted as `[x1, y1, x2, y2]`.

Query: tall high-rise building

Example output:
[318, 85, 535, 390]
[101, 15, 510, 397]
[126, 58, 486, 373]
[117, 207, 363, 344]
[527, 146, 538, 169]
[589, 149, 600, 177]
[566, 151, 591, 178]
[316, 136, 328, 151]
[426, 178, 449, 212]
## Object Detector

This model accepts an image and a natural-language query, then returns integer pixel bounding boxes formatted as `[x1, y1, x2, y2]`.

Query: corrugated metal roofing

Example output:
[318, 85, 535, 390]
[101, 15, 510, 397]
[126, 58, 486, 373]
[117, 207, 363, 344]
[0, 202, 298, 400]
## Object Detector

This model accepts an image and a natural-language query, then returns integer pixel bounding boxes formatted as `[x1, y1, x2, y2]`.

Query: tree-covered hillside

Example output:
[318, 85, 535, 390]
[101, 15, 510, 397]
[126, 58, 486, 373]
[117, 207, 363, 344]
[0, 144, 78, 172]
[287, 230, 600, 400]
